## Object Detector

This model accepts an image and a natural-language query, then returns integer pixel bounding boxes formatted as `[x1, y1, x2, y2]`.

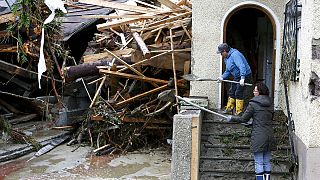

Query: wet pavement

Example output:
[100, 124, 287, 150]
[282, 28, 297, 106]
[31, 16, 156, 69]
[0, 144, 171, 180]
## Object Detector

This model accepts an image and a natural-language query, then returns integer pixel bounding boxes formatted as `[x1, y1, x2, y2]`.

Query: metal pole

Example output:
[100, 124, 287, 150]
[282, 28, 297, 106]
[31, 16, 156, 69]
[175, 95, 227, 119]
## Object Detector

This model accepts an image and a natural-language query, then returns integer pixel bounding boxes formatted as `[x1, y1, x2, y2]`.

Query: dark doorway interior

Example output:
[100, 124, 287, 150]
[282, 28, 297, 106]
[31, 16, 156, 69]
[222, 8, 274, 108]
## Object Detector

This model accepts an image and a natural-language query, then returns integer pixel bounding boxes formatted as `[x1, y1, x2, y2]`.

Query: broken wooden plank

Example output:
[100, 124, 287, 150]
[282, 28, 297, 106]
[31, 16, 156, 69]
[145, 11, 191, 28]
[99, 69, 168, 84]
[157, 0, 182, 10]
[79, 0, 160, 14]
[82, 48, 133, 63]
[97, 18, 143, 31]
[132, 32, 151, 59]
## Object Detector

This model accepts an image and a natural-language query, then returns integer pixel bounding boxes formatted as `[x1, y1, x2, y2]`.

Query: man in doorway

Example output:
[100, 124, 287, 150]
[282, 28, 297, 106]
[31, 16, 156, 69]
[217, 43, 252, 115]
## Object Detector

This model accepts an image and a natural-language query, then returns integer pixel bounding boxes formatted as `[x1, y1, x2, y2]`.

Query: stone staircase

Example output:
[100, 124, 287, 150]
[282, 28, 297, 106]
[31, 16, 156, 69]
[199, 111, 294, 180]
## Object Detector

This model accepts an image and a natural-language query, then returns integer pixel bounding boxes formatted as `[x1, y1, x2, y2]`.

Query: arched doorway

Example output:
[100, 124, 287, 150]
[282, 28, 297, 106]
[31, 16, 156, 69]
[221, 5, 277, 107]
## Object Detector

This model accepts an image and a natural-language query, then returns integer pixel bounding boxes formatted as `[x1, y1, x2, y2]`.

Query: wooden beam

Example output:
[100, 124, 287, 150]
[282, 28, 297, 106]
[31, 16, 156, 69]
[99, 69, 168, 84]
[145, 11, 191, 28]
[170, 28, 179, 112]
[115, 84, 168, 107]
[97, 18, 143, 31]
[82, 49, 133, 63]
[157, 0, 182, 10]
[132, 32, 151, 59]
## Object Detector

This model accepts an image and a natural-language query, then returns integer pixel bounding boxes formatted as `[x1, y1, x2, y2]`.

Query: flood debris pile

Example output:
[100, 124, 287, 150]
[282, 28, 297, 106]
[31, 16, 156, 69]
[0, 0, 192, 158]
[0, 0, 69, 151]
[63, 0, 192, 155]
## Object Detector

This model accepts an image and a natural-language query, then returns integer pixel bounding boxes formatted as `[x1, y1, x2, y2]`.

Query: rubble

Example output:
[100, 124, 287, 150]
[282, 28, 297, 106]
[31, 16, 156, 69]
[0, 0, 192, 160]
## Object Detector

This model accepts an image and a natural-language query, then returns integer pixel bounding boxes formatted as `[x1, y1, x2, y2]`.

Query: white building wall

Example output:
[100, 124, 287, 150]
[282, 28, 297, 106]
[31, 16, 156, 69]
[191, 0, 286, 107]
[291, 0, 320, 147]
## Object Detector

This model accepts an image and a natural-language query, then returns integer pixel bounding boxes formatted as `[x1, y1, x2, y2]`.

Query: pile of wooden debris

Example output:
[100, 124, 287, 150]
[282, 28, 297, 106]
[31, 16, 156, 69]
[0, 0, 192, 155]
[63, 0, 192, 154]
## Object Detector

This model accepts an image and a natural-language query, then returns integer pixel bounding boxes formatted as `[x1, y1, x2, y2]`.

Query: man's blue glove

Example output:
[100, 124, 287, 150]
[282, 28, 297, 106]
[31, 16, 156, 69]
[239, 79, 245, 86]
[226, 115, 233, 122]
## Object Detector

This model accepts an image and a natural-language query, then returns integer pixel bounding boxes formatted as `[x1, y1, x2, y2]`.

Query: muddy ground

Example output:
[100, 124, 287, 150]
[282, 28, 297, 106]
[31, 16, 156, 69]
[0, 144, 171, 180]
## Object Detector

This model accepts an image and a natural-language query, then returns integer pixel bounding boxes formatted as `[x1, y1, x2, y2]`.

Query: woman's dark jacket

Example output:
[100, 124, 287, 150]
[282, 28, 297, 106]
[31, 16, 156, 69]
[231, 95, 274, 153]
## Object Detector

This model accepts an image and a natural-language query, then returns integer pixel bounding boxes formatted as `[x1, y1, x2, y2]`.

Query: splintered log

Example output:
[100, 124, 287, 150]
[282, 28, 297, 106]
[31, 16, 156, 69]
[132, 32, 151, 59]
[99, 69, 168, 84]
[63, 56, 131, 82]
[145, 11, 191, 28]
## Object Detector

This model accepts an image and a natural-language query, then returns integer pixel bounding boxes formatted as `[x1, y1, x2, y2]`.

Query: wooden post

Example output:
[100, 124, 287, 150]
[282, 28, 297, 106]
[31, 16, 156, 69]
[170, 28, 180, 113]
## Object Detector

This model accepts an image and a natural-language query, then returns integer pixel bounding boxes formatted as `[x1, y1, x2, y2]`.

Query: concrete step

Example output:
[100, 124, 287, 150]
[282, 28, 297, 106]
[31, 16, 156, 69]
[200, 158, 290, 173]
[200, 170, 291, 180]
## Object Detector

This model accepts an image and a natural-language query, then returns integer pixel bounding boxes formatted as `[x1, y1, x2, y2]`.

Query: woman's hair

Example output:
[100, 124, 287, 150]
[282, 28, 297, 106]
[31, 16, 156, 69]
[256, 82, 269, 95]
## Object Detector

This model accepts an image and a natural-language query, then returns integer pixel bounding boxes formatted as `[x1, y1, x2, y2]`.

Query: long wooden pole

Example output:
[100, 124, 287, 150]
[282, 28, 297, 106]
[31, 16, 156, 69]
[170, 28, 180, 113]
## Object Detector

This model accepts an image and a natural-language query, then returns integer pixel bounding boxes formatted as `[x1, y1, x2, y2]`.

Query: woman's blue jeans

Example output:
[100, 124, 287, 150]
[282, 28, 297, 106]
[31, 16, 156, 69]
[253, 151, 271, 174]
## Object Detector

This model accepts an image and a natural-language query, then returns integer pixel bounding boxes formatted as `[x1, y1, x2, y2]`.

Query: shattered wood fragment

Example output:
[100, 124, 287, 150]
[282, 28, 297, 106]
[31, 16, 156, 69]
[132, 32, 151, 59]
[145, 11, 191, 28]
[82, 48, 133, 63]
[97, 18, 143, 31]
[121, 116, 171, 123]
[157, 0, 183, 10]
[99, 69, 168, 84]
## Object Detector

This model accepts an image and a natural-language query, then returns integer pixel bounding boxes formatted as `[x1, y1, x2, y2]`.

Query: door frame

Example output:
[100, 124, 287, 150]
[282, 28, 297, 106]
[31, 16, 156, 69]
[219, 1, 281, 109]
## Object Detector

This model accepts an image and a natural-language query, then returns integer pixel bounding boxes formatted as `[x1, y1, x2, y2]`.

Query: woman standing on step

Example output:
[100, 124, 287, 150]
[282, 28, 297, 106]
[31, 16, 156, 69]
[226, 82, 274, 180]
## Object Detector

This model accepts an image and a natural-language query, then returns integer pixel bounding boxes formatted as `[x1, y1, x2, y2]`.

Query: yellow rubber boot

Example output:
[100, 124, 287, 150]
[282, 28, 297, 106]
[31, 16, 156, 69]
[223, 97, 235, 114]
[236, 99, 244, 115]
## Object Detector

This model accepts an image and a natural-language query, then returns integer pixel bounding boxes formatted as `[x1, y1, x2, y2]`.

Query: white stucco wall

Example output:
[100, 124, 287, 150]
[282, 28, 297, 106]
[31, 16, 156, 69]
[289, 0, 320, 147]
[191, 0, 286, 108]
